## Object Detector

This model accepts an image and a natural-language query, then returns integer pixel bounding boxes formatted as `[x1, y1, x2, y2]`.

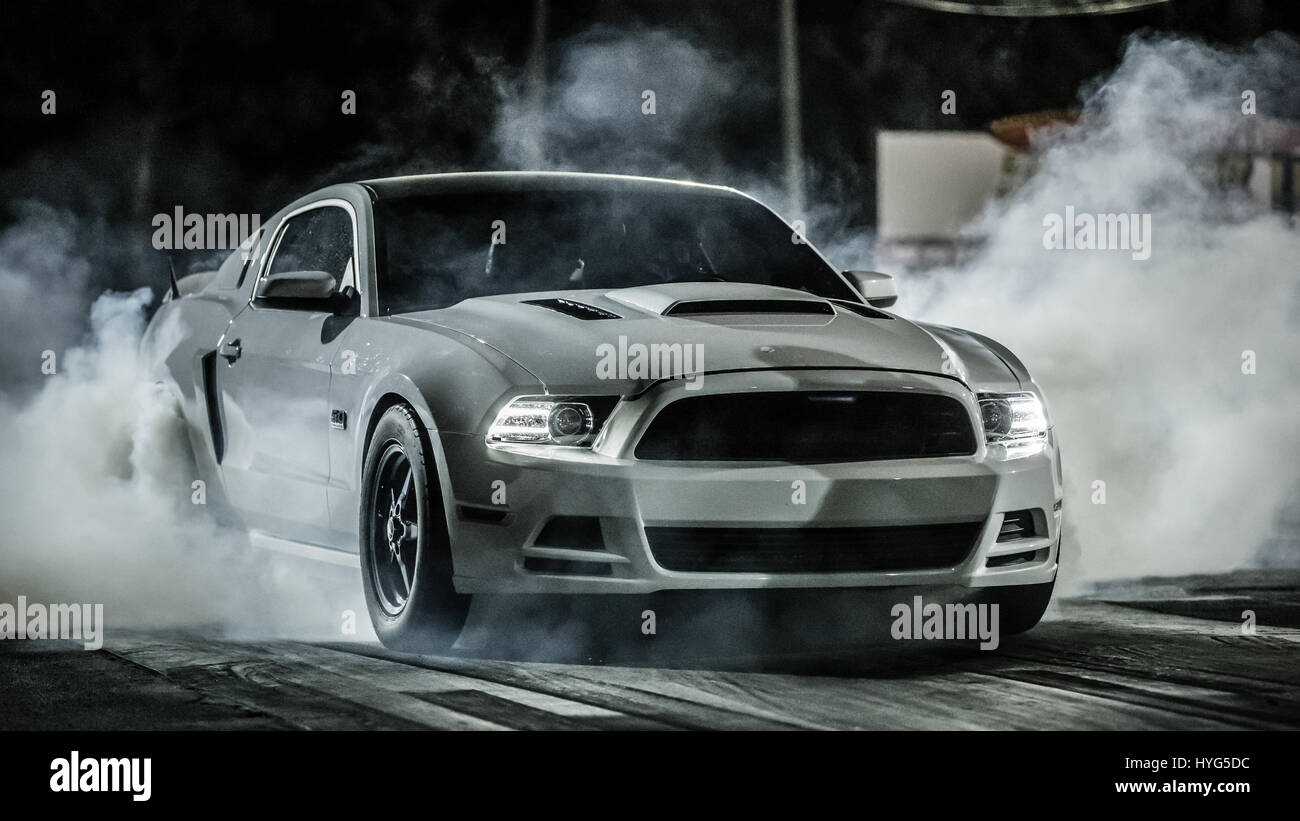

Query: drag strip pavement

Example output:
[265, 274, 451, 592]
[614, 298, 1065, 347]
[86, 593, 1300, 731]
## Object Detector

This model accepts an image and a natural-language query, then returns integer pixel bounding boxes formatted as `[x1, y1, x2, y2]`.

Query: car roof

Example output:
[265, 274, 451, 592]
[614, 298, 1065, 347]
[358, 171, 746, 200]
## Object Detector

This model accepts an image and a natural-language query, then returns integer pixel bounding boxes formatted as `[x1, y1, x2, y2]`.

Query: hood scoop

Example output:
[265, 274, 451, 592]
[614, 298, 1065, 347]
[522, 297, 621, 320]
[830, 299, 894, 320]
[606, 283, 838, 318]
[664, 298, 834, 317]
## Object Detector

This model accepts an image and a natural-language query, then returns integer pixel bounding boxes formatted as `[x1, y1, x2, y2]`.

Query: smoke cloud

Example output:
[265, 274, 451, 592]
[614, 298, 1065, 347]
[0, 285, 364, 635]
[0, 203, 109, 394]
[905, 34, 1300, 587]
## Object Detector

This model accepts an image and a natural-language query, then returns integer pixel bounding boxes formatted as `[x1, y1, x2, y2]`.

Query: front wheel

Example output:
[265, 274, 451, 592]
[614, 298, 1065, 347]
[975, 578, 1055, 636]
[359, 405, 469, 652]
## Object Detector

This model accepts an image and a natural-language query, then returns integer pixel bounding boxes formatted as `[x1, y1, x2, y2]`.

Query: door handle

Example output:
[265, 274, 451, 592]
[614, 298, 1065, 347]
[218, 338, 242, 364]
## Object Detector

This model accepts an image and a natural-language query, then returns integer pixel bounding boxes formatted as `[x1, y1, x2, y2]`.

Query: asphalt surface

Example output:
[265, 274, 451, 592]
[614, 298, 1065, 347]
[2, 570, 1298, 730]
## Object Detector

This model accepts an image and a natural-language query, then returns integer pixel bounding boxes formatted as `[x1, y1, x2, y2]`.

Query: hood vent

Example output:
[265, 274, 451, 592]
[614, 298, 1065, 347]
[523, 298, 621, 320]
[831, 299, 894, 320]
[664, 299, 834, 317]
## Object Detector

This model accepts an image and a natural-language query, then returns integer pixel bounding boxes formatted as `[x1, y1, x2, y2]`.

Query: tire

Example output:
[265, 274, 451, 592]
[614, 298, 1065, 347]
[359, 405, 469, 652]
[977, 578, 1055, 636]
[971, 536, 1061, 636]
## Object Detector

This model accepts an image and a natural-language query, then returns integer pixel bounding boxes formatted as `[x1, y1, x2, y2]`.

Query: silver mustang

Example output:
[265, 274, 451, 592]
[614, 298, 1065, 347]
[143, 172, 1063, 651]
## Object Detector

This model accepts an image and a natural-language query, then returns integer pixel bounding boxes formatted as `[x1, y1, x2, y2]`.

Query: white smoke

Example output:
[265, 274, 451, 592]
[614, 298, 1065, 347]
[0, 203, 106, 394]
[905, 34, 1300, 588]
[0, 284, 362, 635]
[494, 25, 755, 176]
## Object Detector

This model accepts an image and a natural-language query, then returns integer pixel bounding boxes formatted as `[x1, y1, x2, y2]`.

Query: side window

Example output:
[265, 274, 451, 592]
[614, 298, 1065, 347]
[265, 206, 355, 292]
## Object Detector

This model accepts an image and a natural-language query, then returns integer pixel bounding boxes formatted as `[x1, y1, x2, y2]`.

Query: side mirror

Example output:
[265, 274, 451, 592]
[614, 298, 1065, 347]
[330, 285, 361, 316]
[844, 270, 898, 309]
[258, 270, 337, 300]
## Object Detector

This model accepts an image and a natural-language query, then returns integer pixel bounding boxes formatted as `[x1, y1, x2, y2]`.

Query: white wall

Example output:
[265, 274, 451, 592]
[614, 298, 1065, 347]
[876, 131, 1009, 240]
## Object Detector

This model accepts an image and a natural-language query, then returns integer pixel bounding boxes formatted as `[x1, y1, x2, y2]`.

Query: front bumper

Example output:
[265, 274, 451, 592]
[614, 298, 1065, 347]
[438, 369, 1062, 595]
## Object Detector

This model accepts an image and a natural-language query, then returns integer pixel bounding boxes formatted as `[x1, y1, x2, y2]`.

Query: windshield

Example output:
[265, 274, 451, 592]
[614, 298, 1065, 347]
[373, 188, 858, 314]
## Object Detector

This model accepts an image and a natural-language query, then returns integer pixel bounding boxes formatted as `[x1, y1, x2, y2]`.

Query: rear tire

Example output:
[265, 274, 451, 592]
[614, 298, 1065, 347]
[359, 405, 469, 653]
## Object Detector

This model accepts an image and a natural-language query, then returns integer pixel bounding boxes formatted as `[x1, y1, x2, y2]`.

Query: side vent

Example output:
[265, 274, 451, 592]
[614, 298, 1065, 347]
[200, 352, 225, 464]
[522, 298, 621, 320]
[664, 299, 834, 317]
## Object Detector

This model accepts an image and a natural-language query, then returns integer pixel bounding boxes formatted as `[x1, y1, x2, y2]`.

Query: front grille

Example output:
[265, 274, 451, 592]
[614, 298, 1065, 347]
[634, 391, 976, 462]
[645, 521, 982, 574]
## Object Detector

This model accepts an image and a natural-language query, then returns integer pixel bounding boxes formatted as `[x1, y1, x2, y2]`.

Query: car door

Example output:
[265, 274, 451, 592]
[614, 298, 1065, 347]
[217, 201, 360, 544]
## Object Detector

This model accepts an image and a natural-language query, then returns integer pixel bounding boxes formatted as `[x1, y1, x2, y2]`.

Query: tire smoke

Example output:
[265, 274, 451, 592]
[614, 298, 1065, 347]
[0, 287, 364, 635]
[903, 35, 1300, 587]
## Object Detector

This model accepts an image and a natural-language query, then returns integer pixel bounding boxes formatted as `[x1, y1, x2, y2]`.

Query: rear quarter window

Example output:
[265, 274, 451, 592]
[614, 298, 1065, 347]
[213, 228, 267, 291]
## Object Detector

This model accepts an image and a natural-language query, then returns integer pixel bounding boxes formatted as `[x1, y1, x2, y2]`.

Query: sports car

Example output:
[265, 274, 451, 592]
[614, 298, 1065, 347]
[142, 171, 1063, 650]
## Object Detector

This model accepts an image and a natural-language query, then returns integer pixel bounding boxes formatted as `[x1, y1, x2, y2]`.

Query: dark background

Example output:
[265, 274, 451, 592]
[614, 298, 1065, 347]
[0, 0, 1295, 288]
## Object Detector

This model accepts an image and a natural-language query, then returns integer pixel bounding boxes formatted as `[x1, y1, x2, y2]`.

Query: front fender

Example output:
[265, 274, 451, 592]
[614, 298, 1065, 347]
[915, 321, 1025, 393]
[326, 318, 540, 541]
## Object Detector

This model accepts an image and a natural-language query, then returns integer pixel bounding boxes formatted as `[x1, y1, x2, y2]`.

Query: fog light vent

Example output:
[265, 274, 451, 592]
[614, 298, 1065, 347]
[533, 516, 605, 550]
[997, 509, 1041, 542]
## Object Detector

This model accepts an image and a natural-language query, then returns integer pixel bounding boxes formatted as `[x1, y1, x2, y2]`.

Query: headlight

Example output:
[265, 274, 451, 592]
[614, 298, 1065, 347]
[977, 392, 1047, 443]
[487, 396, 617, 446]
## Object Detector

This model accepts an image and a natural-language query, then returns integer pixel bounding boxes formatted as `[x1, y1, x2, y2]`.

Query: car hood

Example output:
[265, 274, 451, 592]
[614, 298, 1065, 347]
[397, 283, 1007, 393]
